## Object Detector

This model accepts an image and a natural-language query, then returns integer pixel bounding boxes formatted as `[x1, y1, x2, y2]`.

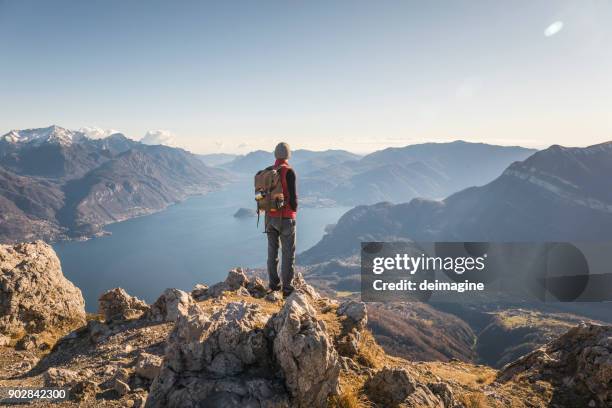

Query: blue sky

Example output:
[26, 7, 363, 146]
[1, 0, 610, 153]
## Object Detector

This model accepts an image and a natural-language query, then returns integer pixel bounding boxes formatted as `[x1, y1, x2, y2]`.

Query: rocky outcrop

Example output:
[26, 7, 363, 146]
[98, 288, 149, 322]
[146, 301, 287, 408]
[364, 367, 454, 407]
[147, 280, 341, 408]
[0, 241, 86, 345]
[498, 323, 612, 407]
[146, 288, 194, 322]
[269, 293, 341, 407]
[196, 268, 269, 300]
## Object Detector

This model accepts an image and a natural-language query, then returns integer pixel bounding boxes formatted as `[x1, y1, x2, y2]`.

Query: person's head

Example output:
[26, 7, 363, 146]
[274, 142, 291, 160]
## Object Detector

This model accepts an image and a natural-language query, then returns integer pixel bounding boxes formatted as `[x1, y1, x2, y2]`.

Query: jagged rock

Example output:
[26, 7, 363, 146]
[292, 272, 320, 300]
[270, 292, 340, 407]
[247, 277, 267, 298]
[337, 300, 367, 328]
[70, 380, 99, 402]
[191, 284, 209, 300]
[206, 281, 229, 298]
[265, 291, 282, 302]
[135, 352, 163, 380]
[404, 387, 445, 407]
[44, 367, 80, 387]
[498, 323, 611, 407]
[365, 367, 417, 405]
[225, 268, 249, 290]
[98, 288, 149, 322]
[146, 288, 193, 322]
[147, 301, 288, 408]
[365, 367, 443, 407]
[115, 379, 131, 396]
[428, 382, 457, 407]
[337, 331, 360, 357]
[0, 241, 86, 343]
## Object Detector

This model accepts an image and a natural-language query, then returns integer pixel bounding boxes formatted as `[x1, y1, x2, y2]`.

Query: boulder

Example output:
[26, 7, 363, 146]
[0, 241, 86, 343]
[337, 300, 367, 328]
[98, 288, 149, 322]
[246, 277, 267, 298]
[270, 292, 340, 407]
[225, 268, 249, 290]
[146, 288, 193, 322]
[135, 352, 163, 380]
[191, 284, 209, 300]
[114, 379, 131, 396]
[364, 367, 444, 407]
[499, 323, 611, 407]
[206, 281, 229, 298]
[365, 367, 418, 405]
[70, 380, 99, 402]
[44, 367, 81, 387]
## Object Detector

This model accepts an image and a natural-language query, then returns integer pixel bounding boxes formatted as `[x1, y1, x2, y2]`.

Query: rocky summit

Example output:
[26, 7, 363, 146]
[0, 244, 610, 407]
[0, 241, 86, 350]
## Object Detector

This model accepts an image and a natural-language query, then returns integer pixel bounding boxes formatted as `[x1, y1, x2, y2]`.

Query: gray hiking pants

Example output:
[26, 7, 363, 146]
[266, 217, 296, 294]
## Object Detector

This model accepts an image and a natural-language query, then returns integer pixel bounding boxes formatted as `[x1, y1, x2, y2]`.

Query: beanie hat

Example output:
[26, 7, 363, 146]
[274, 142, 291, 160]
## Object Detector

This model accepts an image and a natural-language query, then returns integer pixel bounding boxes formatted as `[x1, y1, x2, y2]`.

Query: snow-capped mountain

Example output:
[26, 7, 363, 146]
[1, 125, 87, 146]
[0, 125, 230, 243]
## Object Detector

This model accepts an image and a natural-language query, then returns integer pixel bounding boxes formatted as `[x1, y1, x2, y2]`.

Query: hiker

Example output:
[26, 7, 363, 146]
[263, 142, 298, 298]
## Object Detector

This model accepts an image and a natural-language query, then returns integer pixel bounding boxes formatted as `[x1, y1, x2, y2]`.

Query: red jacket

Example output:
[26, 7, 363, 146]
[268, 159, 297, 219]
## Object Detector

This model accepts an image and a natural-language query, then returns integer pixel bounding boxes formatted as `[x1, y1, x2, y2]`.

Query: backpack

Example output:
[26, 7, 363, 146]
[254, 165, 286, 225]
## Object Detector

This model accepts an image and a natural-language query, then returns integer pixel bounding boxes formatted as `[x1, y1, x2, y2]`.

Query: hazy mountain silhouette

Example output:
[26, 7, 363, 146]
[222, 149, 360, 175]
[300, 141, 536, 206]
[301, 142, 612, 263]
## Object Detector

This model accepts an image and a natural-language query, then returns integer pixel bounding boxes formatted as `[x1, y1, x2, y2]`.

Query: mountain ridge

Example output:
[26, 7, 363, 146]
[301, 140, 612, 264]
[0, 126, 229, 243]
[2, 241, 608, 407]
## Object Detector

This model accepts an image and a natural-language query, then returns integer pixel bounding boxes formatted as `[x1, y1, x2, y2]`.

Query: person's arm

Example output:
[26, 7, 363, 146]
[286, 169, 298, 211]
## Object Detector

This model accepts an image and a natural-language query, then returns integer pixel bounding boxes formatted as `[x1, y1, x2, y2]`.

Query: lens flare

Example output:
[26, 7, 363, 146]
[544, 21, 564, 37]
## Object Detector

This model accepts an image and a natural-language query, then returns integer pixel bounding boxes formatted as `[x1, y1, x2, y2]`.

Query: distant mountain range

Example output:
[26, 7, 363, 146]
[198, 153, 238, 167]
[221, 149, 361, 175]
[301, 141, 612, 263]
[300, 141, 536, 206]
[206, 141, 534, 207]
[0, 126, 229, 243]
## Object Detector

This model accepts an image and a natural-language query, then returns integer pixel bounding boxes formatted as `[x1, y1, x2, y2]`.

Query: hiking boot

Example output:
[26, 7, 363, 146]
[282, 289, 294, 299]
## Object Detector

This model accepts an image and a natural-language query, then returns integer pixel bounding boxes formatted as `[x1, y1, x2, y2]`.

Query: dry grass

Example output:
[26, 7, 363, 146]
[424, 362, 498, 388]
[356, 330, 385, 369]
[329, 388, 361, 408]
[459, 391, 489, 408]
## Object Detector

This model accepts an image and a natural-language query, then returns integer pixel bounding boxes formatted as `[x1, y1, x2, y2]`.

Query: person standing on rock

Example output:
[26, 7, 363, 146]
[266, 142, 298, 298]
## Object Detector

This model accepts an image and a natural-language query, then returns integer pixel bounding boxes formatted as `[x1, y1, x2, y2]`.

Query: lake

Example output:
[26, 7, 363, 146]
[53, 179, 350, 311]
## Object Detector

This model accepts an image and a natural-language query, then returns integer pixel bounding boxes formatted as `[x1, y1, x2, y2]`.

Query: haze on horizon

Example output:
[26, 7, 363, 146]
[1, 0, 611, 154]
